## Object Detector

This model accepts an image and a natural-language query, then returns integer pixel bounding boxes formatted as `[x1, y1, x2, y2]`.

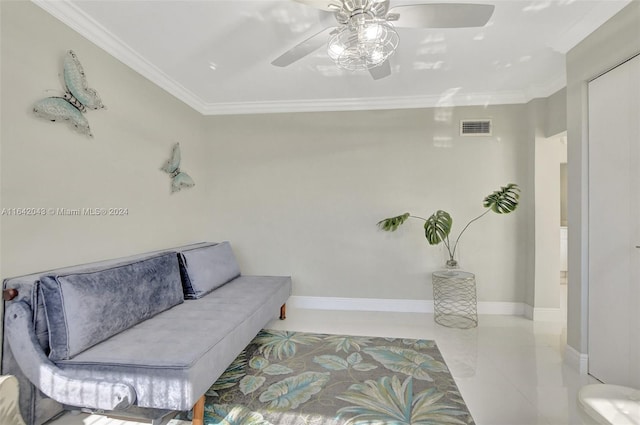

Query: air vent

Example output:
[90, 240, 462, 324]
[460, 119, 492, 136]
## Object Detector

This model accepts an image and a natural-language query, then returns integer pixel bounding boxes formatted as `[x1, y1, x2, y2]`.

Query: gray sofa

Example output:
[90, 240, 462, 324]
[1, 242, 292, 425]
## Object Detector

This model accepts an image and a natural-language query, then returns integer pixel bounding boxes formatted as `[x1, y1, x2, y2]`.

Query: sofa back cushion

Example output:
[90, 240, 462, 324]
[177, 241, 241, 299]
[40, 252, 184, 361]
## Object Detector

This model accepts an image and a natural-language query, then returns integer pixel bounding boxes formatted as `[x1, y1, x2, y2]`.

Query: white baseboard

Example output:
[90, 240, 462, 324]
[533, 307, 563, 322]
[477, 301, 524, 316]
[288, 296, 433, 313]
[564, 344, 589, 374]
[523, 304, 563, 322]
[289, 296, 525, 316]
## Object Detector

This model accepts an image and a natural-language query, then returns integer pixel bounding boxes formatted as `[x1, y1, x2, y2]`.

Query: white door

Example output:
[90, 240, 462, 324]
[588, 54, 640, 386]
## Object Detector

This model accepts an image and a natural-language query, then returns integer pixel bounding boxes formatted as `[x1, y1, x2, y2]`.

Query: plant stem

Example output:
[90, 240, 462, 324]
[451, 209, 491, 259]
[445, 234, 453, 260]
[411, 215, 453, 259]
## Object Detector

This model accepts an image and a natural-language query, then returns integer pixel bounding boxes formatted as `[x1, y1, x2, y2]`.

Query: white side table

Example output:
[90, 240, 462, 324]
[432, 271, 478, 329]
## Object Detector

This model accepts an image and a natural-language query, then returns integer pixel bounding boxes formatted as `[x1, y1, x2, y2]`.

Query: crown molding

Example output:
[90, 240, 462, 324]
[199, 90, 531, 115]
[523, 71, 567, 101]
[32, 0, 206, 113]
[33, 0, 565, 116]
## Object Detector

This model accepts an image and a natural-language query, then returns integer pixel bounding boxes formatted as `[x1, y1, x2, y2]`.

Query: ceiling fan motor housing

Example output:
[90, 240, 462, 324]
[335, 0, 390, 24]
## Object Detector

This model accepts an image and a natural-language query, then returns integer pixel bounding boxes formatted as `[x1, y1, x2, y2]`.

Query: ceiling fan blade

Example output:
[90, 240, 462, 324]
[369, 59, 391, 80]
[387, 3, 495, 28]
[271, 27, 336, 67]
[292, 0, 343, 12]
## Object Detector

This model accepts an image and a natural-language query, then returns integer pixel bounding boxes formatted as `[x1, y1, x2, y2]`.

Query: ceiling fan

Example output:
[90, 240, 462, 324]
[272, 0, 495, 80]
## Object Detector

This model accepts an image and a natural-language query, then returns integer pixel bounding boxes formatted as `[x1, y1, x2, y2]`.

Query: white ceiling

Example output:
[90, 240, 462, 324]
[34, 0, 631, 115]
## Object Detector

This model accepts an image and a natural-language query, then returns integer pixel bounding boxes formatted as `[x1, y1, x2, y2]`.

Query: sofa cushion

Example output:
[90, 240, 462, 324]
[54, 275, 293, 411]
[177, 242, 241, 299]
[40, 252, 184, 361]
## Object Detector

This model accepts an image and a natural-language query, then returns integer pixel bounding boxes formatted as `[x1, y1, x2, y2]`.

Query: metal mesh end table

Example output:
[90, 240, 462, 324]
[432, 271, 478, 329]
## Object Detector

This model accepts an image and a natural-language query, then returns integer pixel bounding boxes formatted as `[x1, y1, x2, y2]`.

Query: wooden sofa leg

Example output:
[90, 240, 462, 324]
[280, 303, 286, 320]
[192, 395, 205, 425]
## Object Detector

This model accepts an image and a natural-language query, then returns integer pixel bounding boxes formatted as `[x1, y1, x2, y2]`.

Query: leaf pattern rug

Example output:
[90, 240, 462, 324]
[181, 330, 474, 425]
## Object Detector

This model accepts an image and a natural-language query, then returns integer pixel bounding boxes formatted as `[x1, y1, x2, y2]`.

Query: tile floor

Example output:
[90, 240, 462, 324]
[50, 307, 599, 425]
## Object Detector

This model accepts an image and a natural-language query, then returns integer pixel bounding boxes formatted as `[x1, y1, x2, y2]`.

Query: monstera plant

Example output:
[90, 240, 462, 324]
[377, 183, 521, 269]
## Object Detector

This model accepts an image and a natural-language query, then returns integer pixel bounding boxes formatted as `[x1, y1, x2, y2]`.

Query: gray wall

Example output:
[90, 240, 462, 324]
[1, 1, 213, 279]
[204, 106, 534, 304]
[546, 88, 567, 138]
[566, 0, 640, 354]
[561, 163, 568, 227]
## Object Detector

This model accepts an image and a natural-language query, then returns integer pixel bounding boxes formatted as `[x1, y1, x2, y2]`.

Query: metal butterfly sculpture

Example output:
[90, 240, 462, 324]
[162, 143, 195, 193]
[33, 50, 104, 137]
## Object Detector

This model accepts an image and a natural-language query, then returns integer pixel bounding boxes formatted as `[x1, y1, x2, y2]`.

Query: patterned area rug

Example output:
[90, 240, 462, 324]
[184, 330, 474, 425]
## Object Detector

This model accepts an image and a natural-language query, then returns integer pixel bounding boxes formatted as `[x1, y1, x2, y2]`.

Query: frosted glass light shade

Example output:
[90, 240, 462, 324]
[328, 14, 399, 71]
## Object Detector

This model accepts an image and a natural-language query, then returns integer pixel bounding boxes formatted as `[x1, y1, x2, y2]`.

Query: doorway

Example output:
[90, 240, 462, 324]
[533, 131, 567, 322]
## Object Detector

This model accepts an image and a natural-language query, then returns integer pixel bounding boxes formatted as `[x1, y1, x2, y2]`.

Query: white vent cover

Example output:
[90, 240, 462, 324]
[460, 119, 492, 136]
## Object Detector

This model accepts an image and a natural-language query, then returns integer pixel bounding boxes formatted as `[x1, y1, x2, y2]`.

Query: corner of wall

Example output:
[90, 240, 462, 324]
[545, 87, 567, 138]
[564, 343, 589, 375]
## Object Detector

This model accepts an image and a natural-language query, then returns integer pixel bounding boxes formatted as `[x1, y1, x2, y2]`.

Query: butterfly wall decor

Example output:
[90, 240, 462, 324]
[33, 50, 104, 137]
[162, 143, 195, 193]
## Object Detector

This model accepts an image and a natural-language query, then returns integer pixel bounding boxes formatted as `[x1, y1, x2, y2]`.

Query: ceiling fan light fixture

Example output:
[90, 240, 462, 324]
[327, 15, 399, 71]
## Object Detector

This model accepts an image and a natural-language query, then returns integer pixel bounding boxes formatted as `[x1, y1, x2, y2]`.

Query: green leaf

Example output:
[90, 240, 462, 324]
[209, 404, 272, 425]
[363, 346, 449, 381]
[239, 376, 266, 395]
[403, 339, 436, 350]
[377, 213, 410, 232]
[258, 372, 330, 410]
[411, 388, 468, 424]
[424, 210, 452, 246]
[263, 364, 293, 375]
[337, 375, 413, 423]
[483, 183, 521, 214]
[313, 354, 349, 370]
[347, 352, 363, 365]
[352, 363, 378, 372]
[325, 335, 374, 353]
[338, 376, 468, 425]
[253, 330, 322, 360]
[249, 356, 269, 370]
